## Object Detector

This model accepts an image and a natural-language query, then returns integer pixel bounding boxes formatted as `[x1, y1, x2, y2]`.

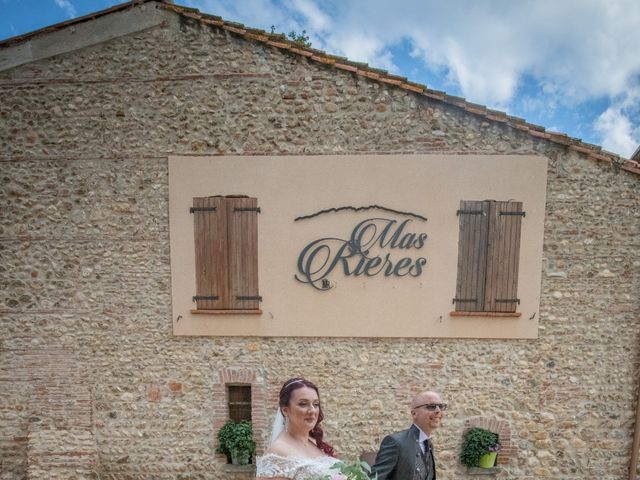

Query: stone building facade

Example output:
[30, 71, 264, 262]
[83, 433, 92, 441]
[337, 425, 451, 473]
[1, 1, 639, 479]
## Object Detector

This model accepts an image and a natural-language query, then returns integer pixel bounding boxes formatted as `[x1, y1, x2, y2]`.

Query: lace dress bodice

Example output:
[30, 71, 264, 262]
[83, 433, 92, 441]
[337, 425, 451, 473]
[256, 453, 341, 479]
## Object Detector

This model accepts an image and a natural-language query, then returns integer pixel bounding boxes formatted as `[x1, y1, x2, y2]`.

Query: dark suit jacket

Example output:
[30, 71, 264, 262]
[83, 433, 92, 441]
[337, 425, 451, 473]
[370, 424, 436, 480]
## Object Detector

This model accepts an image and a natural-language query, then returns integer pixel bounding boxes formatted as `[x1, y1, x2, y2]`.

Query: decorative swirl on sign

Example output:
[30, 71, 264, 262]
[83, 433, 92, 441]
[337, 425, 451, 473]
[294, 205, 427, 222]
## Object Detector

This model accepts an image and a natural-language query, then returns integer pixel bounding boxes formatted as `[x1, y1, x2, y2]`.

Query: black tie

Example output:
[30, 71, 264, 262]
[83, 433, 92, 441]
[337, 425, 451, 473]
[423, 438, 432, 456]
[423, 439, 434, 480]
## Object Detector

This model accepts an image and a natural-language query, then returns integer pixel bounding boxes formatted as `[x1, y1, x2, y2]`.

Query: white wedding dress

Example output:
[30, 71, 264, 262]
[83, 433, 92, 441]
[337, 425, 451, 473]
[256, 453, 341, 479]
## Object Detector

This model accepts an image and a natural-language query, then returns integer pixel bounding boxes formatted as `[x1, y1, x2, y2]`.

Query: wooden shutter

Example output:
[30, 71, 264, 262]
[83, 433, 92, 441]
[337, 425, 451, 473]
[193, 196, 229, 310]
[226, 197, 260, 310]
[484, 201, 522, 312]
[192, 195, 260, 311]
[228, 385, 252, 422]
[454, 200, 490, 312]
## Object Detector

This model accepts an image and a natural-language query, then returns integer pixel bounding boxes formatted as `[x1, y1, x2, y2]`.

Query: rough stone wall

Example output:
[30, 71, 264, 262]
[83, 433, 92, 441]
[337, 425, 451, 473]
[1, 9, 638, 480]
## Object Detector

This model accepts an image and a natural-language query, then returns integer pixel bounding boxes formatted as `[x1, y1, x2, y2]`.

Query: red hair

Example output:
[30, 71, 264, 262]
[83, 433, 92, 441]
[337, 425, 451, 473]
[279, 377, 336, 457]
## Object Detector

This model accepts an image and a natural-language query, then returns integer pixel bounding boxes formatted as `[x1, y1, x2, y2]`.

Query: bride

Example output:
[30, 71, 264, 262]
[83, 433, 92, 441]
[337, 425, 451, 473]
[256, 377, 342, 479]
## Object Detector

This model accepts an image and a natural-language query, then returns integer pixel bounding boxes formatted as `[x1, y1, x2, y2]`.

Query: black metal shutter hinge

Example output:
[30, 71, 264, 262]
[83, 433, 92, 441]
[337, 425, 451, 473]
[457, 210, 485, 216]
[452, 298, 478, 304]
[193, 295, 219, 302]
[190, 207, 217, 213]
[233, 207, 261, 213]
[495, 298, 520, 304]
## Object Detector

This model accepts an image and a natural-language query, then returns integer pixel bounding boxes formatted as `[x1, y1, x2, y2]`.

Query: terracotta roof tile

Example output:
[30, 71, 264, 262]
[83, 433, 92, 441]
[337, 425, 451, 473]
[365, 70, 385, 80]
[0, 0, 636, 176]
[290, 47, 314, 57]
[244, 31, 269, 43]
[403, 83, 426, 94]
[222, 20, 246, 29]
[569, 144, 597, 155]
[267, 40, 292, 49]
[349, 61, 371, 70]
[529, 130, 550, 139]
[379, 76, 404, 86]
[334, 62, 359, 73]
[311, 55, 336, 65]
[486, 110, 509, 122]
[423, 90, 447, 101]
[222, 24, 247, 35]
[548, 133, 573, 146]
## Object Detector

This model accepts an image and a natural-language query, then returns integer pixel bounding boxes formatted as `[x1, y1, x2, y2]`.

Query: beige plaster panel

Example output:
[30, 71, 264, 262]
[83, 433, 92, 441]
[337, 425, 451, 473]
[169, 154, 547, 338]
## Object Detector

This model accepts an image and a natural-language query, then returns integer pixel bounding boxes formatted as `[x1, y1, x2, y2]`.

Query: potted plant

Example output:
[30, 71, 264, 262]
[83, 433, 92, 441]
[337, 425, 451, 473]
[216, 419, 256, 465]
[460, 427, 501, 468]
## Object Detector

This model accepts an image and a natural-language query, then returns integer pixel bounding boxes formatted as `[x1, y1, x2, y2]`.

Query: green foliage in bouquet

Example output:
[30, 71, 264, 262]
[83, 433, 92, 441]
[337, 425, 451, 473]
[460, 427, 500, 467]
[321, 459, 378, 480]
[215, 419, 256, 465]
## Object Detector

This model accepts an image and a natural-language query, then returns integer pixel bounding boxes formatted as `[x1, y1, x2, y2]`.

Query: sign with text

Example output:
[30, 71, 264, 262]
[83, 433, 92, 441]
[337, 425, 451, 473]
[295, 217, 428, 290]
[169, 154, 547, 338]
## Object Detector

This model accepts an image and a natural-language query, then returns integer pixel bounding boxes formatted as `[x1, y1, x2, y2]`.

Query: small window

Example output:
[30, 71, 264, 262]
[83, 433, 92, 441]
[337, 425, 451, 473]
[227, 385, 252, 422]
[191, 195, 261, 312]
[454, 200, 524, 313]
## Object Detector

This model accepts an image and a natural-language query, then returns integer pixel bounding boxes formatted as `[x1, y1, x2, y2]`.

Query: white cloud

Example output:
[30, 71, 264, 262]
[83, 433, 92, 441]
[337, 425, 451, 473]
[290, 0, 332, 31]
[595, 107, 638, 157]
[324, 30, 397, 72]
[54, 0, 77, 18]
[594, 84, 640, 157]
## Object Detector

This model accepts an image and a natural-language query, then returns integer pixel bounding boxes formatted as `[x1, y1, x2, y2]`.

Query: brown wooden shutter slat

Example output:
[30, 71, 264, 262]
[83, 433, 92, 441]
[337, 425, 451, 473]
[228, 385, 252, 422]
[226, 197, 259, 310]
[193, 196, 229, 310]
[504, 201, 522, 312]
[455, 200, 489, 312]
[484, 201, 499, 312]
[485, 201, 522, 312]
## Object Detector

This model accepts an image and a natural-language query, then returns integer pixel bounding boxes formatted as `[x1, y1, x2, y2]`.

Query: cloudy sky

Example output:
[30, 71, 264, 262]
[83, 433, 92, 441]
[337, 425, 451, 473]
[2, 0, 639, 158]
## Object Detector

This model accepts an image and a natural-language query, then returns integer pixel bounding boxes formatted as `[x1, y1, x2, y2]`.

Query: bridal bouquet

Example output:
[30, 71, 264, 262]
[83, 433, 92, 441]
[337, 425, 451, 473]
[317, 459, 377, 480]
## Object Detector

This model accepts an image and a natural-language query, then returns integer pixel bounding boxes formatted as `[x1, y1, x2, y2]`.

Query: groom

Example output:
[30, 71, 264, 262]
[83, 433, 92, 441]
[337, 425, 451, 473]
[370, 390, 446, 480]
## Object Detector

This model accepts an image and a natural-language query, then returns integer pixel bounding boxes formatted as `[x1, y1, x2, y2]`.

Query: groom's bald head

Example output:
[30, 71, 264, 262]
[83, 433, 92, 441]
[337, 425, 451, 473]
[410, 390, 445, 435]
[411, 390, 441, 408]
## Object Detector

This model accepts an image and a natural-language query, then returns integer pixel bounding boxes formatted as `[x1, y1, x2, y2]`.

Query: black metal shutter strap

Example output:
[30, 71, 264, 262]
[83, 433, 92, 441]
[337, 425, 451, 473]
[192, 295, 219, 302]
[190, 207, 217, 213]
[452, 298, 478, 304]
[456, 209, 485, 216]
[233, 207, 261, 213]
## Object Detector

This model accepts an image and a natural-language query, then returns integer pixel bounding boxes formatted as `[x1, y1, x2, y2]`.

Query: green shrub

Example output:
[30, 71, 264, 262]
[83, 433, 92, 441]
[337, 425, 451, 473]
[460, 427, 500, 467]
[216, 419, 256, 464]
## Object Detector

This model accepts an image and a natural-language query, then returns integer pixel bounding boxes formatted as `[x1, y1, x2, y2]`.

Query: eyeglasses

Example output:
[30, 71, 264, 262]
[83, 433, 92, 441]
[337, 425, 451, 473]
[415, 403, 448, 412]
